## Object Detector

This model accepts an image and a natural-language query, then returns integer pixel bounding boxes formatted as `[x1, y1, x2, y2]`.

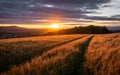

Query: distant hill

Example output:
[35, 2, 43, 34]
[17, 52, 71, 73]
[46, 25, 111, 35]
[107, 26, 120, 32]
[0, 26, 53, 39]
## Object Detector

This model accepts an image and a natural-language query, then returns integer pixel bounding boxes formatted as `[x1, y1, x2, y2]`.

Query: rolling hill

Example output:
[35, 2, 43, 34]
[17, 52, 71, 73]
[0, 26, 57, 39]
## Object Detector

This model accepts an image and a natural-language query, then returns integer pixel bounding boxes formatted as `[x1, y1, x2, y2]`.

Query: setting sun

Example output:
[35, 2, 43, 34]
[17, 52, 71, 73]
[51, 24, 59, 28]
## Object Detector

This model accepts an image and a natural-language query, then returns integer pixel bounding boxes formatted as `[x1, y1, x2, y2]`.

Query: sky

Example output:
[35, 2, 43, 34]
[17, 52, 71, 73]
[0, 0, 120, 28]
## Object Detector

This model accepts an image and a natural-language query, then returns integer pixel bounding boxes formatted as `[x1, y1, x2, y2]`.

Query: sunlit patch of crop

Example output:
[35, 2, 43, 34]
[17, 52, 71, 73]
[84, 33, 120, 75]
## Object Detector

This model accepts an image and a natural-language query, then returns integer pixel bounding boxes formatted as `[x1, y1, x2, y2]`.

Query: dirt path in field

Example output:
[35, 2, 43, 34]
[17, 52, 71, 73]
[67, 36, 94, 75]
[39, 35, 94, 75]
[41, 35, 87, 54]
[77, 36, 94, 74]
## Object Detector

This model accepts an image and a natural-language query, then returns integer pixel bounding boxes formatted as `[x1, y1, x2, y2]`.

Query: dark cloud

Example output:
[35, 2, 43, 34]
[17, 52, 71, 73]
[0, 0, 118, 25]
[102, 4, 112, 8]
[111, 15, 120, 19]
[38, 0, 110, 5]
[38, 0, 111, 9]
[82, 15, 120, 21]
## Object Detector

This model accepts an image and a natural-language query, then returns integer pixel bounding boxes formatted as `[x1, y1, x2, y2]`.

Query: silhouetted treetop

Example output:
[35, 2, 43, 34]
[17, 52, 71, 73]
[46, 25, 111, 35]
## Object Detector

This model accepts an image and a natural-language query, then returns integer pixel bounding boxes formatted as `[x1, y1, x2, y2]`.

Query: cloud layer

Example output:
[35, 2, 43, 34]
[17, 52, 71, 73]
[0, 0, 120, 25]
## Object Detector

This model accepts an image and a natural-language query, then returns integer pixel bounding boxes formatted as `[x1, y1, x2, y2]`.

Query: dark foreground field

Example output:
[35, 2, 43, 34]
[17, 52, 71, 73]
[0, 33, 120, 75]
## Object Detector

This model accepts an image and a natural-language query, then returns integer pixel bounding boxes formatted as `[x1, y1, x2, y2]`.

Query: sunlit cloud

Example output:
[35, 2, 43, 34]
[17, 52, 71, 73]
[43, 4, 54, 8]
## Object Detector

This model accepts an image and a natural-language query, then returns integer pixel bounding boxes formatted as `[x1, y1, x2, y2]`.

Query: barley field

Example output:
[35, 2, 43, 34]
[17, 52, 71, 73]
[0, 33, 120, 75]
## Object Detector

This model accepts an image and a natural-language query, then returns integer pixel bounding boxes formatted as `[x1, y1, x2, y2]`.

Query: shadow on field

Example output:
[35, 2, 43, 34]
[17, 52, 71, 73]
[56, 36, 94, 75]
[77, 36, 93, 75]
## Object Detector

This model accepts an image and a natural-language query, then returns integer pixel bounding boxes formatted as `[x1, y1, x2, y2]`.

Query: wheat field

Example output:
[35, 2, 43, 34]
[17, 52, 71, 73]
[0, 33, 120, 75]
[84, 33, 120, 75]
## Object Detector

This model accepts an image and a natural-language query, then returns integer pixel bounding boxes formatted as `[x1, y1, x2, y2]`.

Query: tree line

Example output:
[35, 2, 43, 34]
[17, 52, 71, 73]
[46, 25, 111, 35]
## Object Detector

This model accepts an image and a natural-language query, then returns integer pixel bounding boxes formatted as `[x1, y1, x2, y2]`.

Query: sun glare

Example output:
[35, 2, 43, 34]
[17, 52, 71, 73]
[51, 24, 59, 29]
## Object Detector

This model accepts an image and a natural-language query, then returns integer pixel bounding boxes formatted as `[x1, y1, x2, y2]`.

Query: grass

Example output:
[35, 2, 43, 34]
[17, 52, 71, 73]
[0, 33, 120, 75]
